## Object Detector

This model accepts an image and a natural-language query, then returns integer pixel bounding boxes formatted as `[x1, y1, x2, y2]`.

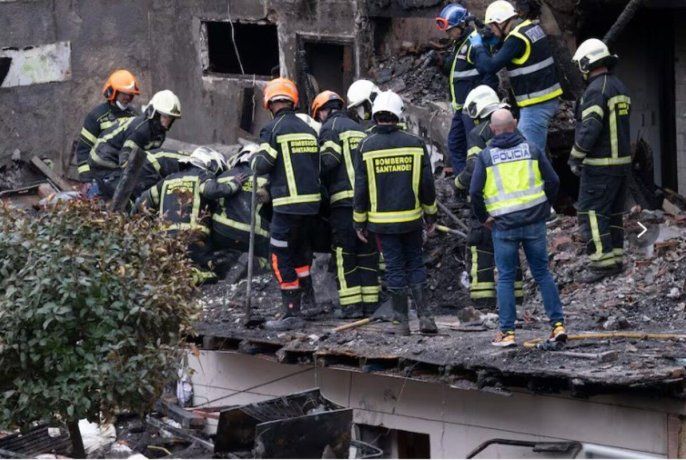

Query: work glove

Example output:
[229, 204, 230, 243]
[568, 157, 583, 177]
[453, 177, 468, 200]
[468, 30, 483, 48]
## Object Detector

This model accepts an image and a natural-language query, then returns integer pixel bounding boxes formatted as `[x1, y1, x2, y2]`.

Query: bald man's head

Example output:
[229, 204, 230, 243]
[490, 109, 517, 135]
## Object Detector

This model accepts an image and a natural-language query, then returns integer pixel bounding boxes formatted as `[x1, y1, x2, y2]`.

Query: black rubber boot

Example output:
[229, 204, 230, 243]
[387, 289, 410, 336]
[410, 284, 437, 334]
[300, 275, 317, 311]
[334, 303, 364, 319]
[264, 289, 304, 331]
[363, 302, 378, 317]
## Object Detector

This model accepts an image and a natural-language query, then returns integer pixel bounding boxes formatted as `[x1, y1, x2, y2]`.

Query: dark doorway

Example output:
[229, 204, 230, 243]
[355, 424, 431, 459]
[205, 21, 278, 76]
[296, 38, 355, 112]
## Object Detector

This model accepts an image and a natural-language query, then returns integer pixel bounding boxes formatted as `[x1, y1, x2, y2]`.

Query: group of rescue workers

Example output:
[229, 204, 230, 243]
[74, 0, 632, 348]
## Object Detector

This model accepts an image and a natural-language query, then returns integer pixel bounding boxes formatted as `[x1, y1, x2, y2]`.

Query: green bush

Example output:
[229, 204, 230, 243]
[0, 200, 199, 430]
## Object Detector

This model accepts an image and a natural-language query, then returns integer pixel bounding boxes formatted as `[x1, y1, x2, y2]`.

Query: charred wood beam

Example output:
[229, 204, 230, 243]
[603, 0, 644, 48]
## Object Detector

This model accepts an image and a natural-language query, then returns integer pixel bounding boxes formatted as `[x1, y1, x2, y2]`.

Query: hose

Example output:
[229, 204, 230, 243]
[523, 331, 686, 349]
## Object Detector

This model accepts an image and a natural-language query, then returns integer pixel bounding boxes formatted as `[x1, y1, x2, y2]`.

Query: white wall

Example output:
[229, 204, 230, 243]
[189, 351, 683, 458]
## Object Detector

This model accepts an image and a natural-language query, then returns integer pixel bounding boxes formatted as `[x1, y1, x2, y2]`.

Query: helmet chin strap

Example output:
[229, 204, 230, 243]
[116, 100, 129, 111]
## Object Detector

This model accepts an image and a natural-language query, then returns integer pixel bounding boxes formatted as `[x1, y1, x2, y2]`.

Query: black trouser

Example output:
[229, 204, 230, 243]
[212, 230, 270, 259]
[269, 212, 315, 289]
[330, 207, 380, 308]
[577, 168, 627, 270]
[467, 222, 523, 303]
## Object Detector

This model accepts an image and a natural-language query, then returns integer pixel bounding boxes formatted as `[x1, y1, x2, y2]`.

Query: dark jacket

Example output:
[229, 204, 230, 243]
[353, 124, 437, 234]
[319, 111, 366, 208]
[252, 108, 321, 215]
[75, 101, 136, 180]
[470, 131, 558, 231]
[570, 72, 631, 175]
[445, 32, 499, 109]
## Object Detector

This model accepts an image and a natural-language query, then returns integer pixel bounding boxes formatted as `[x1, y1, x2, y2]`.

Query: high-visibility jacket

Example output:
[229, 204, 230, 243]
[505, 19, 562, 107]
[319, 111, 366, 208]
[141, 165, 237, 235]
[135, 149, 187, 197]
[212, 163, 271, 242]
[252, 108, 321, 215]
[75, 102, 136, 180]
[570, 72, 631, 171]
[353, 124, 437, 234]
[89, 115, 165, 177]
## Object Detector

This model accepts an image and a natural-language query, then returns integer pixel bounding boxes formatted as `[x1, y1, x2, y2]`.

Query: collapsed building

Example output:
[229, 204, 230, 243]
[3, 0, 686, 458]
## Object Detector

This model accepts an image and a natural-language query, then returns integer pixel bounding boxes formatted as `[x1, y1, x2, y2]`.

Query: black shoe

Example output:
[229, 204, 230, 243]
[410, 284, 437, 334]
[299, 275, 317, 310]
[579, 264, 623, 284]
[264, 290, 304, 331]
[386, 289, 410, 336]
[334, 304, 364, 319]
[363, 302, 378, 317]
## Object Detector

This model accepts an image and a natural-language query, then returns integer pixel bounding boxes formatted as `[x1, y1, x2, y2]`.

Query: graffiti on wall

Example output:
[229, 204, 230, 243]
[0, 41, 71, 88]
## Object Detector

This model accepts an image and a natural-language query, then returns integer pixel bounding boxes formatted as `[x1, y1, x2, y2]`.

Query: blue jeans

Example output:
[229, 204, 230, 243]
[378, 229, 426, 290]
[518, 98, 559, 154]
[447, 110, 474, 174]
[492, 221, 564, 331]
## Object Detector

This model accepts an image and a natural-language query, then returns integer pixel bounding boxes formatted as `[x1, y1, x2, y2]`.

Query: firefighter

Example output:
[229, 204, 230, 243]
[569, 38, 631, 283]
[137, 147, 240, 284]
[454, 85, 524, 308]
[89, 89, 182, 199]
[436, 4, 498, 176]
[353, 90, 438, 335]
[75, 69, 139, 182]
[346, 79, 380, 129]
[313, 90, 380, 319]
[251, 78, 321, 331]
[470, 109, 565, 347]
[469, 0, 562, 154]
[133, 148, 189, 198]
[211, 144, 272, 259]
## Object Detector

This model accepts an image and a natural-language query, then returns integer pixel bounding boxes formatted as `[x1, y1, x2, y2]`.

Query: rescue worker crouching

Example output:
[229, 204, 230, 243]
[313, 90, 380, 320]
[133, 148, 189, 198]
[455, 85, 525, 308]
[252, 78, 321, 331]
[211, 144, 272, 261]
[353, 91, 439, 335]
[469, 0, 562, 154]
[569, 39, 631, 283]
[89, 89, 181, 199]
[436, 3, 498, 175]
[75, 69, 139, 183]
[137, 147, 242, 284]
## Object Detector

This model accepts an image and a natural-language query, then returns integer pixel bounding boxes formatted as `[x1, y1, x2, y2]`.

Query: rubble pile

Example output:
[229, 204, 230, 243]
[372, 42, 449, 104]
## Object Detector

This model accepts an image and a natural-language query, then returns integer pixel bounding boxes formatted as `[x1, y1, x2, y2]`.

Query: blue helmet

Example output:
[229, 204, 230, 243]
[436, 4, 469, 31]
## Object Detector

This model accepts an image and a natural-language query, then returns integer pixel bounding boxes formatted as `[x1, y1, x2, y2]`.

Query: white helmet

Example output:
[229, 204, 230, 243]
[572, 38, 616, 77]
[372, 90, 404, 120]
[347, 79, 380, 109]
[296, 113, 322, 135]
[484, 0, 517, 24]
[185, 147, 228, 174]
[230, 143, 259, 168]
[463, 85, 508, 120]
[145, 90, 182, 118]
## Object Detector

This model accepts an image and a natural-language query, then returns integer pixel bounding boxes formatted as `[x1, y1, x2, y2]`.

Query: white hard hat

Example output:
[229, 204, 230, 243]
[463, 85, 508, 120]
[230, 143, 259, 168]
[185, 146, 227, 174]
[145, 90, 182, 118]
[347, 79, 380, 109]
[371, 90, 404, 120]
[296, 113, 322, 135]
[484, 0, 517, 24]
[572, 38, 616, 75]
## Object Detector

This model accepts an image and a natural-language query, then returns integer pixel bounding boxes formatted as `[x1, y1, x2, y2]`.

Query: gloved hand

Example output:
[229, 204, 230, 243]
[468, 30, 483, 48]
[231, 173, 249, 189]
[568, 157, 583, 177]
[256, 186, 271, 204]
[453, 177, 468, 200]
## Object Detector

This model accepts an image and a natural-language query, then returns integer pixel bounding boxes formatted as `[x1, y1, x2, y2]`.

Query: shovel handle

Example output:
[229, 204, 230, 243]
[332, 318, 372, 332]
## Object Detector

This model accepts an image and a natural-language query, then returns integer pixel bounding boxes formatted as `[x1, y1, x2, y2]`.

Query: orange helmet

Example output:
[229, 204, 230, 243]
[103, 69, 140, 101]
[263, 77, 299, 109]
[311, 90, 344, 121]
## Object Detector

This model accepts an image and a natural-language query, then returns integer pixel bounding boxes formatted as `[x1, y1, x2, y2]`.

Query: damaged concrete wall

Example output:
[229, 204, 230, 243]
[0, 0, 153, 172]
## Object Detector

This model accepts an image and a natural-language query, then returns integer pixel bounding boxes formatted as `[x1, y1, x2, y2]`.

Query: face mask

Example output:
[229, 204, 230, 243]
[116, 100, 129, 111]
[355, 105, 369, 121]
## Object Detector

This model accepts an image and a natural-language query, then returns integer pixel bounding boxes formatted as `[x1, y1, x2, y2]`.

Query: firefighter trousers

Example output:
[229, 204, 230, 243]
[269, 212, 315, 289]
[330, 207, 380, 308]
[467, 223, 523, 303]
[577, 169, 627, 270]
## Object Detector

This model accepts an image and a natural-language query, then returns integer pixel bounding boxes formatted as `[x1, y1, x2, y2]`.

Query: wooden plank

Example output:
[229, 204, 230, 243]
[30, 156, 72, 192]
